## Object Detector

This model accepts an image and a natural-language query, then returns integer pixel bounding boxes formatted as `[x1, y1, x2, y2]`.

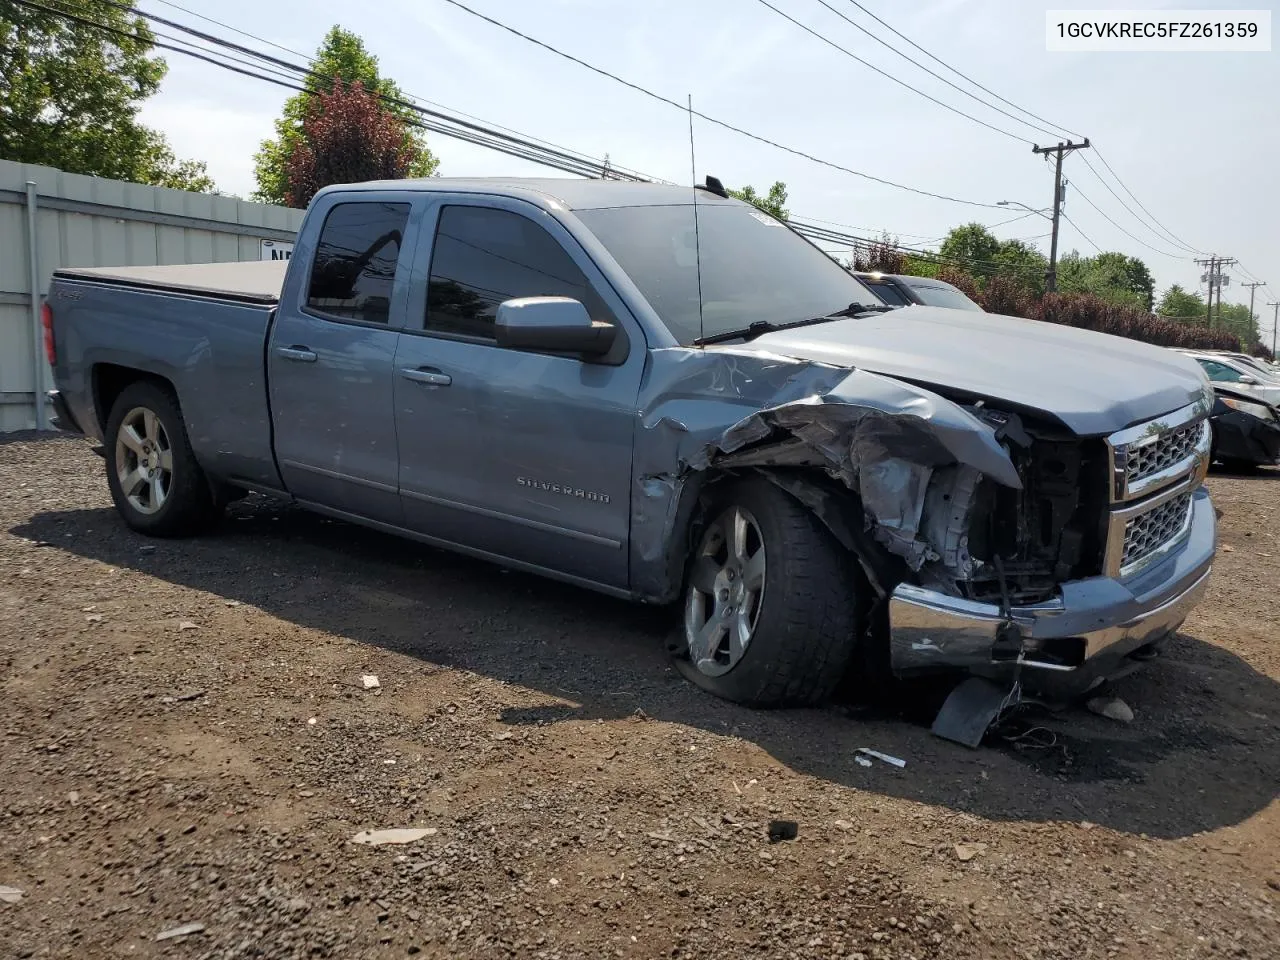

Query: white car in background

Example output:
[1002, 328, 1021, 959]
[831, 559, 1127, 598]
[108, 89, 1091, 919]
[1180, 351, 1280, 405]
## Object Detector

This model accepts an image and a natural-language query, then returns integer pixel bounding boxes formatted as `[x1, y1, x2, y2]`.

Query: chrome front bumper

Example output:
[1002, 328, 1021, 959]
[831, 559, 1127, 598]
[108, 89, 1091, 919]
[889, 485, 1216, 689]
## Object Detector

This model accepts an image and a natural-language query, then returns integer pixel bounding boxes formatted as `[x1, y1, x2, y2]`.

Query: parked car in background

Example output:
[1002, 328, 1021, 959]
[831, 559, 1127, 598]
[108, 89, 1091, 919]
[854, 272, 984, 312]
[44, 177, 1216, 723]
[1181, 351, 1280, 405]
[1208, 387, 1280, 470]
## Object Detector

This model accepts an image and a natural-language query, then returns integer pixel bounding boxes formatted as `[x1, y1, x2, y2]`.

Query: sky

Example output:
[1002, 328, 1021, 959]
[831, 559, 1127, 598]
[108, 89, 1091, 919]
[136, 0, 1279, 338]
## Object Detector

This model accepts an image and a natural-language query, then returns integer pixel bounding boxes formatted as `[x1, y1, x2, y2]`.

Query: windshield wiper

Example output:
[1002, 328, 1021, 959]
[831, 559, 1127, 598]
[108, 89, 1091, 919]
[692, 303, 893, 346]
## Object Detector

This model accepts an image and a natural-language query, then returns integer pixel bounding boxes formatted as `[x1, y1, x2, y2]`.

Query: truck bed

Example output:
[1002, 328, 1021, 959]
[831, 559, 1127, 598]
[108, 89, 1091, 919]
[48, 263, 284, 492]
[53, 259, 288, 305]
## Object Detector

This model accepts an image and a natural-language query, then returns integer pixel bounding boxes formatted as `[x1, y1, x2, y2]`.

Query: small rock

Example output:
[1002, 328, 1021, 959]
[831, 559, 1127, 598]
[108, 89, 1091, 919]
[955, 842, 987, 862]
[178, 621, 199, 631]
[85, 614, 104, 623]
[299, 790, 315, 798]
[833, 819, 854, 831]
[307, 717, 317, 726]
[139, 545, 156, 554]
[361, 675, 381, 690]
[352, 828, 437, 846]
[1080, 821, 1097, 830]
[156, 922, 204, 941]
[767, 820, 798, 843]
[1086, 695, 1134, 723]
[224, 600, 241, 607]
[0, 885, 23, 904]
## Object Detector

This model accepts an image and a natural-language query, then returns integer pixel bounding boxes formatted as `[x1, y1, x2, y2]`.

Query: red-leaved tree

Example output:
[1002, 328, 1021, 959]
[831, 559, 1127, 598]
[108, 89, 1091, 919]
[285, 78, 414, 208]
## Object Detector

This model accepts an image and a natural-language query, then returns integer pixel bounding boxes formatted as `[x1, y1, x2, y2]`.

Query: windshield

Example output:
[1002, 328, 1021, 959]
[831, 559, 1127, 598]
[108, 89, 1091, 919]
[860, 279, 912, 307]
[903, 279, 983, 311]
[576, 203, 879, 344]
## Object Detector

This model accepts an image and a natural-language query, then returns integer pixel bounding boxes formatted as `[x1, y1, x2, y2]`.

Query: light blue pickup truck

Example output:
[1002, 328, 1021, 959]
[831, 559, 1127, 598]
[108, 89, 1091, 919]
[45, 177, 1217, 720]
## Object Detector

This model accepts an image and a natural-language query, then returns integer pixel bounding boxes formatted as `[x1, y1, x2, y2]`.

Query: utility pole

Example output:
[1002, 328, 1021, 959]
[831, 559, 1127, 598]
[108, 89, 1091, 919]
[1194, 256, 1235, 328]
[1032, 138, 1090, 292]
[1243, 281, 1264, 342]
[1269, 302, 1280, 358]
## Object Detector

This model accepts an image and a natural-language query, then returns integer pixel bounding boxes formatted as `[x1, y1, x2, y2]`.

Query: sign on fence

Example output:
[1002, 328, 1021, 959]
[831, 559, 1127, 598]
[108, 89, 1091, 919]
[260, 239, 294, 261]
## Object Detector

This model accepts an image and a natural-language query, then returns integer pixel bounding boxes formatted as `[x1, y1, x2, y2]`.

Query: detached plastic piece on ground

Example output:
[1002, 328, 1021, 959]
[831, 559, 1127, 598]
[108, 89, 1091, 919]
[931, 676, 1014, 748]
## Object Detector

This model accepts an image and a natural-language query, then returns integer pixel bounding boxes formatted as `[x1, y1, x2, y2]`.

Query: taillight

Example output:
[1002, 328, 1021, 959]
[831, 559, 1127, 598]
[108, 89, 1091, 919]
[41, 301, 55, 365]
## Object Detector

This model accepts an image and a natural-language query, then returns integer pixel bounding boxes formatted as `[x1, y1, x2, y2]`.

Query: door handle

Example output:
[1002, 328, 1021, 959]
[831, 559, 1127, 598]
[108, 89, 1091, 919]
[400, 367, 452, 387]
[277, 345, 317, 363]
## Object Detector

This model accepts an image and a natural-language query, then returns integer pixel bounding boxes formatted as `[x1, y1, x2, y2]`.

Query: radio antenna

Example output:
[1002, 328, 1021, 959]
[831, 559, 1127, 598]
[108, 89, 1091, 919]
[687, 94, 705, 345]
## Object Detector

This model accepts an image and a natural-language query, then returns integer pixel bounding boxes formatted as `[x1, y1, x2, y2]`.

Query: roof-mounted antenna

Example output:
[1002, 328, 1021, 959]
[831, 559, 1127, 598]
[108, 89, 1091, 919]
[687, 94, 705, 346]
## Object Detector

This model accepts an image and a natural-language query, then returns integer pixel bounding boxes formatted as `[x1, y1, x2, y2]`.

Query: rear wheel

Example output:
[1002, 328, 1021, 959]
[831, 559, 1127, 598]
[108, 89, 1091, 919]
[670, 479, 862, 708]
[104, 381, 220, 536]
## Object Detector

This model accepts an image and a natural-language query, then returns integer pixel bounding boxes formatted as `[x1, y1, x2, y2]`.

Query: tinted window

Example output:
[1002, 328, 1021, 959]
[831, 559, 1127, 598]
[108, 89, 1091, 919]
[1198, 359, 1243, 383]
[425, 206, 611, 339]
[576, 204, 879, 344]
[904, 279, 983, 311]
[862, 279, 912, 307]
[307, 202, 410, 324]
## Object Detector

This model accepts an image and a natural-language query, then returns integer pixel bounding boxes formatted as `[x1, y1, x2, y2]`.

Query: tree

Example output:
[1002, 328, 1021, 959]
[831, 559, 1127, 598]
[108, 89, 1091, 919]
[1057, 251, 1154, 310]
[254, 26, 438, 205]
[0, 0, 215, 191]
[1157, 284, 1207, 319]
[1215, 302, 1259, 347]
[729, 181, 788, 220]
[939, 223, 1000, 278]
[284, 80, 414, 209]
[850, 232, 906, 274]
[992, 239, 1048, 295]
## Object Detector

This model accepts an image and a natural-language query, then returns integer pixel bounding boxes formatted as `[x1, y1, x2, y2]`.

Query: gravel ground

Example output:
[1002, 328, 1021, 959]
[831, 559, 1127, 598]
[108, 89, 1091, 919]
[1, 434, 1276, 960]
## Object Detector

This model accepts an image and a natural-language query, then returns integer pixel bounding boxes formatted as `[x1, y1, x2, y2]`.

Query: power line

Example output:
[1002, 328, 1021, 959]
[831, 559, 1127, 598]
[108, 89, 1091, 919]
[1077, 154, 1201, 255]
[838, 0, 1086, 141]
[146, 0, 646, 180]
[752, 0, 1033, 144]
[1069, 184, 1190, 260]
[823, 0, 1210, 263]
[7, 0, 633, 180]
[434, 0, 1006, 209]
[810, 0, 1069, 141]
[1060, 213, 1102, 254]
[92, 0, 656, 181]
[1090, 146, 1210, 256]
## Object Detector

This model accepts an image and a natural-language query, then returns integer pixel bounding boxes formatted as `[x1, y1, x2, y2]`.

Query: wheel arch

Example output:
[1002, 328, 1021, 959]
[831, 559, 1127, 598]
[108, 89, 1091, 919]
[93, 363, 180, 434]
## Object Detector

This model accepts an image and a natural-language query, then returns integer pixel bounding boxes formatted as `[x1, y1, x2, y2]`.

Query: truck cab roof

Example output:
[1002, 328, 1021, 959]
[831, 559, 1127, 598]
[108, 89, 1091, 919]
[314, 177, 738, 212]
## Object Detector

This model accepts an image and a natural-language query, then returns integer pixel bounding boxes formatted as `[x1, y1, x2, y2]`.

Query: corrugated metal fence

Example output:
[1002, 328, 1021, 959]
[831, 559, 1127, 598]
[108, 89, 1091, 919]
[0, 159, 303, 433]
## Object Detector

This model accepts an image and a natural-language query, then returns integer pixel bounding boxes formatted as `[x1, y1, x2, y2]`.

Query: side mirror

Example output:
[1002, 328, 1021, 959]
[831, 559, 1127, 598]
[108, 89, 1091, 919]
[495, 297, 617, 357]
[1240, 375, 1258, 385]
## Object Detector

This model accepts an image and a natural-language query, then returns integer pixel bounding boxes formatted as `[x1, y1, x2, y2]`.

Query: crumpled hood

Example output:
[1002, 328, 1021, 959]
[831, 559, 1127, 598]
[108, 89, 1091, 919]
[746, 305, 1210, 436]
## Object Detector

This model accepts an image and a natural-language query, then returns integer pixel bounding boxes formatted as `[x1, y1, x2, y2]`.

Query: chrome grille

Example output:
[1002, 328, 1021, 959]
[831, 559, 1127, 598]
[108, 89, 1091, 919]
[1125, 420, 1205, 491]
[1108, 400, 1211, 503]
[1121, 492, 1193, 573]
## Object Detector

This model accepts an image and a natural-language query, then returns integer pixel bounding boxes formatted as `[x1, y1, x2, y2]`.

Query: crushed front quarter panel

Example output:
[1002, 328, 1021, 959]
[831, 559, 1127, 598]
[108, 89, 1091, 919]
[629, 347, 1021, 601]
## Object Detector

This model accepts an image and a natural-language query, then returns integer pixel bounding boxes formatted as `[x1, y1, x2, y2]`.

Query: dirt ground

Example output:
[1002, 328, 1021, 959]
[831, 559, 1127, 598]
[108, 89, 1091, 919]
[1, 434, 1276, 960]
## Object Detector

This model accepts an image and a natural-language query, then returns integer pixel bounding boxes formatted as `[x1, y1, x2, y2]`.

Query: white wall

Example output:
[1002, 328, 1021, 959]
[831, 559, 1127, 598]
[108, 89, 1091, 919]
[0, 160, 303, 433]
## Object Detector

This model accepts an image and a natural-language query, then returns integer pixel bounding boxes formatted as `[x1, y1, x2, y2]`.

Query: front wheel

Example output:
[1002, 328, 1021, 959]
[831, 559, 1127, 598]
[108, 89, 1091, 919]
[670, 479, 862, 708]
[104, 381, 220, 537]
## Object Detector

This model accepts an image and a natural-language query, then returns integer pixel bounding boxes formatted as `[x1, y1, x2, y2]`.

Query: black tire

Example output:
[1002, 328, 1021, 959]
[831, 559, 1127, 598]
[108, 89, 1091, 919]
[1218, 457, 1260, 474]
[104, 381, 219, 537]
[669, 478, 862, 708]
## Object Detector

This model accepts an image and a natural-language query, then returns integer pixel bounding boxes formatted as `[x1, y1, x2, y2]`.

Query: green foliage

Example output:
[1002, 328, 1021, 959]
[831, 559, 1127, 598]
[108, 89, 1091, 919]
[1156, 284, 1206, 319]
[728, 181, 788, 220]
[991, 239, 1047, 295]
[939, 223, 1000, 276]
[0, 0, 215, 191]
[254, 26, 439, 205]
[1057, 251, 1154, 310]
[1215, 302, 1259, 347]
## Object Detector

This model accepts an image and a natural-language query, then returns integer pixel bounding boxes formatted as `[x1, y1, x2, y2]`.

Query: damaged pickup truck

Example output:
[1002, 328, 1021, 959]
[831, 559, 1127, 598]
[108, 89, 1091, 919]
[44, 177, 1217, 717]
